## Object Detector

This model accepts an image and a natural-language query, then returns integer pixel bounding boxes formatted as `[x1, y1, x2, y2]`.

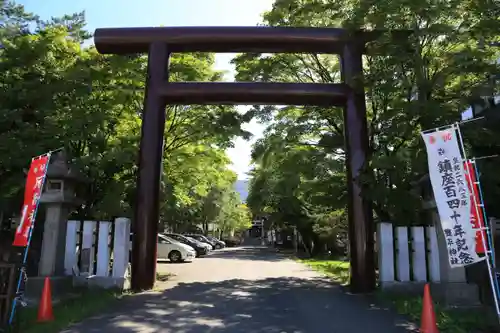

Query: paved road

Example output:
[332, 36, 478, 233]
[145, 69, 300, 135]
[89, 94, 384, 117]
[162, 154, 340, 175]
[62, 246, 417, 333]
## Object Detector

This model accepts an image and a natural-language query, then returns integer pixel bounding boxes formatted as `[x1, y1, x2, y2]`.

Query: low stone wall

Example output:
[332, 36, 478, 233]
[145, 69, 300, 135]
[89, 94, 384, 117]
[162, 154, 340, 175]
[73, 276, 130, 290]
[73, 262, 131, 290]
[380, 281, 480, 307]
[24, 276, 73, 304]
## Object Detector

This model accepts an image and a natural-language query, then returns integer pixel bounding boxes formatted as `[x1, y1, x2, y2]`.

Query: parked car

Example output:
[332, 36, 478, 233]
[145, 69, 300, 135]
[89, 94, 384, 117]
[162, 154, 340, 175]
[205, 236, 226, 249]
[184, 234, 217, 249]
[129, 233, 196, 263]
[158, 234, 196, 262]
[222, 236, 243, 247]
[164, 233, 209, 257]
[185, 236, 213, 252]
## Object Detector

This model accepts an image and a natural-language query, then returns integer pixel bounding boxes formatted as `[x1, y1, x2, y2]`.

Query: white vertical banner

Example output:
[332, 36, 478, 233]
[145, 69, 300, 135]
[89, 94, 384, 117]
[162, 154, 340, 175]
[421, 125, 481, 267]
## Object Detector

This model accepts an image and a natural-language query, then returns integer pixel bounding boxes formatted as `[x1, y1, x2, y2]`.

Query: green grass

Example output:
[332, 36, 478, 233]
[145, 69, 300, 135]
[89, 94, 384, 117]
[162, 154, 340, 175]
[298, 258, 351, 285]
[378, 292, 499, 333]
[14, 272, 174, 332]
[16, 289, 127, 333]
[156, 272, 174, 282]
[298, 258, 499, 333]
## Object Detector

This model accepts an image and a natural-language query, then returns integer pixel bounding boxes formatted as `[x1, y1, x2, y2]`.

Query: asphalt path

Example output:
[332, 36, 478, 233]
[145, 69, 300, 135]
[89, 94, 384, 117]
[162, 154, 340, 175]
[61, 246, 417, 333]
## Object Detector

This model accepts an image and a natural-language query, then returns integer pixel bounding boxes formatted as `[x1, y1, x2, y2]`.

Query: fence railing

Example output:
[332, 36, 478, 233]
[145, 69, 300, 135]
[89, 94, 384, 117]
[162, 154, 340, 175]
[0, 263, 16, 327]
[64, 218, 130, 279]
[377, 222, 441, 284]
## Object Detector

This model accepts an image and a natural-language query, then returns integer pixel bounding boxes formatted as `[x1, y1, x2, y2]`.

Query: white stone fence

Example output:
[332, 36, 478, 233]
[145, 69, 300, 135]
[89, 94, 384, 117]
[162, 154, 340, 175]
[64, 218, 130, 287]
[377, 222, 441, 285]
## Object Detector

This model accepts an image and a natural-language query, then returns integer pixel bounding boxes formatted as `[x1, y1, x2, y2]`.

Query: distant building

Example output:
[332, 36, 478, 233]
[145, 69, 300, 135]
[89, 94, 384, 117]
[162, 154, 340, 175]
[462, 96, 500, 121]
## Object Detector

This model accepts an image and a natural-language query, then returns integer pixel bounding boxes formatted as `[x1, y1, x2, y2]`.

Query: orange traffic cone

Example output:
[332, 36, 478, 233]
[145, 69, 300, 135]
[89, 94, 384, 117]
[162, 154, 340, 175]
[420, 283, 439, 333]
[37, 277, 54, 322]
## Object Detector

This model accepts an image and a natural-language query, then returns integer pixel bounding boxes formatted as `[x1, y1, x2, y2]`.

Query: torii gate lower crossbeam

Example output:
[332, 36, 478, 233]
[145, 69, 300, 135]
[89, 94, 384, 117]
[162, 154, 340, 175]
[94, 26, 380, 293]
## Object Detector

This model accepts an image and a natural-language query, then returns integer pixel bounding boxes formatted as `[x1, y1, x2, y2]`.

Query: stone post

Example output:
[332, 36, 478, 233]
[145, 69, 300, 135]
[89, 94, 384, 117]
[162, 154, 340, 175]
[38, 204, 70, 276]
[37, 151, 86, 277]
[422, 186, 479, 305]
[430, 209, 467, 282]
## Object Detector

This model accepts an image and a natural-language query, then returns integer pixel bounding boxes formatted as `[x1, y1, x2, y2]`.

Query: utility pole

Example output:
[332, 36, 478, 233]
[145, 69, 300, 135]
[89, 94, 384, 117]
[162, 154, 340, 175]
[260, 219, 265, 245]
[293, 226, 298, 254]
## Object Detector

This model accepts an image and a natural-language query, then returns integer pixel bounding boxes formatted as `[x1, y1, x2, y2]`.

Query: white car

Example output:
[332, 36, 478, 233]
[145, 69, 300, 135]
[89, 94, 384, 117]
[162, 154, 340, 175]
[158, 234, 196, 263]
[129, 233, 196, 263]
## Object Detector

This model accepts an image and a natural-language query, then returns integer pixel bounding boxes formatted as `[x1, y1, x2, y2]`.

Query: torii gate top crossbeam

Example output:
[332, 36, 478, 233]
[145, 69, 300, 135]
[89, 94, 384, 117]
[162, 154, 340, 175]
[94, 26, 390, 54]
[94, 27, 406, 106]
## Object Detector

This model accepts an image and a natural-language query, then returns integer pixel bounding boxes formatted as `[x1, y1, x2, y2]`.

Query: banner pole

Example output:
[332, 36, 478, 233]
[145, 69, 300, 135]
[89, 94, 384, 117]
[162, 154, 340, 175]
[456, 124, 500, 319]
[421, 117, 485, 134]
[31, 147, 63, 161]
[472, 159, 497, 265]
[421, 123, 456, 134]
[8, 153, 52, 326]
[471, 159, 500, 307]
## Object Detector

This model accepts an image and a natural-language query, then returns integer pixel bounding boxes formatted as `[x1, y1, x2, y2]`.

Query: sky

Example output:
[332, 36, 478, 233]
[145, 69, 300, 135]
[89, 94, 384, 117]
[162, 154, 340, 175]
[18, 0, 274, 179]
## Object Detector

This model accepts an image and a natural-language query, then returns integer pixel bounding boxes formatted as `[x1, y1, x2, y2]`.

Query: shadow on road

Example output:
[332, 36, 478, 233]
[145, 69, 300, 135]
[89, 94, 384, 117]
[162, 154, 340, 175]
[205, 246, 286, 262]
[157, 260, 191, 265]
[63, 275, 416, 333]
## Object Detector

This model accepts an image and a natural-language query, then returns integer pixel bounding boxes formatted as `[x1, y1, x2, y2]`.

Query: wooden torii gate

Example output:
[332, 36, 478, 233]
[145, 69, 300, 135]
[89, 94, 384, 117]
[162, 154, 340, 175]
[94, 26, 401, 293]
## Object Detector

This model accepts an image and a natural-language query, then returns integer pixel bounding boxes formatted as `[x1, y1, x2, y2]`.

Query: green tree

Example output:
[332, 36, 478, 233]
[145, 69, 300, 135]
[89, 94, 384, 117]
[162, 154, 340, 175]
[237, 0, 500, 235]
[160, 146, 237, 232]
[0, 4, 249, 235]
[215, 198, 253, 238]
[247, 131, 348, 254]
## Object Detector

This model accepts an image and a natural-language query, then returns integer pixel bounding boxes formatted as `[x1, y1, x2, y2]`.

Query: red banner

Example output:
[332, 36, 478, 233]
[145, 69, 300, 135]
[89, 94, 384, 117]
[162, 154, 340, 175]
[464, 161, 486, 254]
[12, 155, 50, 247]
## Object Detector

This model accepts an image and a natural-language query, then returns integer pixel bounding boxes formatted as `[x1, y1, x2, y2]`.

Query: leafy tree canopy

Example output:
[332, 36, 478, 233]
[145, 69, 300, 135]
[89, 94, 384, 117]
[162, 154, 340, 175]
[239, 0, 500, 253]
[0, 2, 250, 238]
